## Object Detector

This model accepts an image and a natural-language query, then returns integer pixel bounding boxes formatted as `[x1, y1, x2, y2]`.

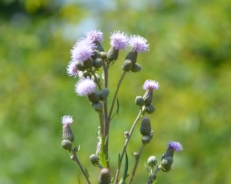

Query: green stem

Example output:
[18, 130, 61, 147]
[113, 110, 143, 184]
[71, 150, 91, 184]
[128, 144, 145, 184]
[102, 60, 110, 168]
[108, 71, 127, 120]
[146, 165, 162, 184]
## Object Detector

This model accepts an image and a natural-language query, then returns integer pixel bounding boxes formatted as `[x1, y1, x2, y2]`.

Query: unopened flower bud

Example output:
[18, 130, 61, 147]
[124, 131, 129, 138]
[98, 168, 110, 184]
[107, 47, 119, 62]
[83, 58, 93, 68]
[142, 135, 152, 145]
[122, 59, 133, 71]
[61, 140, 72, 150]
[133, 152, 139, 159]
[99, 88, 109, 101]
[62, 125, 74, 142]
[125, 51, 137, 64]
[87, 92, 99, 103]
[100, 52, 107, 59]
[161, 157, 173, 172]
[145, 104, 155, 114]
[94, 41, 104, 52]
[143, 89, 153, 105]
[76, 62, 86, 71]
[61, 116, 74, 142]
[140, 117, 151, 136]
[131, 63, 142, 72]
[135, 96, 145, 106]
[147, 156, 157, 168]
[90, 154, 99, 166]
[93, 58, 103, 68]
[93, 102, 103, 112]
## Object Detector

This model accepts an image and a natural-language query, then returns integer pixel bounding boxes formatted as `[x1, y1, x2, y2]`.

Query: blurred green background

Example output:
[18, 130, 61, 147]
[1, 0, 231, 183]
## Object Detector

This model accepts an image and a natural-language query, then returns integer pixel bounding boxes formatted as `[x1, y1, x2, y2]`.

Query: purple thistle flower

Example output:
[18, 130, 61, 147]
[143, 79, 159, 90]
[61, 115, 73, 125]
[71, 38, 96, 63]
[75, 78, 97, 96]
[110, 31, 128, 50]
[168, 141, 183, 152]
[86, 30, 103, 42]
[67, 61, 78, 77]
[129, 35, 149, 53]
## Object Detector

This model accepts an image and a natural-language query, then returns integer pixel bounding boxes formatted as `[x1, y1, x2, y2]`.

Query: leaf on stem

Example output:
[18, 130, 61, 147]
[119, 152, 129, 184]
[111, 98, 120, 120]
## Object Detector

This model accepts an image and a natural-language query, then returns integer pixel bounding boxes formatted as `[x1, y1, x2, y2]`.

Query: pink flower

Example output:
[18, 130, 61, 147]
[61, 115, 73, 125]
[66, 61, 78, 77]
[143, 80, 159, 90]
[129, 35, 149, 52]
[86, 29, 103, 42]
[75, 78, 97, 96]
[110, 31, 128, 50]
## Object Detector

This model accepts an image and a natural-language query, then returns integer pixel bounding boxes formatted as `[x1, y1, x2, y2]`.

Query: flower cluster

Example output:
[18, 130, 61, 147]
[60, 29, 183, 184]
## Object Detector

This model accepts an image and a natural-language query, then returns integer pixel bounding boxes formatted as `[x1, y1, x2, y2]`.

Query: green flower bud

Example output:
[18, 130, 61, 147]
[93, 58, 103, 68]
[61, 140, 72, 150]
[122, 59, 133, 71]
[98, 88, 109, 101]
[131, 63, 142, 72]
[147, 156, 157, 168]
[93, 102, 103, 112]
[62, 124, 74, 142]
[100, 52, 107, 59]
[143, 89, 153, 105]
[161, 157, 173, 172]
[145, 104, 155, 114]
[124, 131, 129, 138]
[76, 62, 86, 71]
[87, 92, 99, 103]
[135, 96, 145, 106]
[83, 58, 93, 68]
[142, 135, 152, 145]
[98, 168, 110, 184]
[107, 47, 119, 62]
[89, 154, 99, 166]
[125, 51, 137, 64]
[140, 117, 152, 136]
[95, 41, 104, 52]
[161, 148, 174, 160]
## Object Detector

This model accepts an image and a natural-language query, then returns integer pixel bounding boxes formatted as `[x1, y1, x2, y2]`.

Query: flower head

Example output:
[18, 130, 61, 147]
[110, 31, 128, 50]
[71, 38, 96, 63]
[168, 141, 183, 152]
[86, 30, 103, 42]
[66, 61, 78, 77]
[129, 35, 149, 52]
[61, 115, 73, 125]
[143, 80, 159, 90]
[75, 78, 97, 96]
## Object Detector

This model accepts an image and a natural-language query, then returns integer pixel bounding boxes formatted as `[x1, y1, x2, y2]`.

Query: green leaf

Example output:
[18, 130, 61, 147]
[85, 168, 89, 179]
[111, 98, 120, 120]
[119, 152, 129, 184]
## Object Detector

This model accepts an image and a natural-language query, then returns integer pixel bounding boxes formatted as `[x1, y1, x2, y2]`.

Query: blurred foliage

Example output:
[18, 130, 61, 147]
[0, 0, 231, 183]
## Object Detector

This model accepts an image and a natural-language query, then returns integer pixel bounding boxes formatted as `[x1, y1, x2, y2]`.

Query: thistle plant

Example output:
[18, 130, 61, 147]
[61, 29, 183, 184]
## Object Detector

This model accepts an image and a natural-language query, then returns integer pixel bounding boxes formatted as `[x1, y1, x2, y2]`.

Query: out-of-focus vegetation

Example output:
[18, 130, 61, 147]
[1, 0, 231, 183]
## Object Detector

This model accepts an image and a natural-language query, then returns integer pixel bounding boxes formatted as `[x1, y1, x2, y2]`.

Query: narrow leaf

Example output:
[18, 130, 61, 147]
[111, 98, 119, 120]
